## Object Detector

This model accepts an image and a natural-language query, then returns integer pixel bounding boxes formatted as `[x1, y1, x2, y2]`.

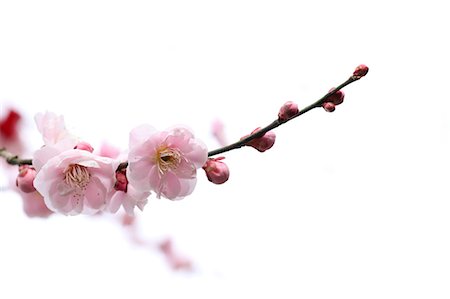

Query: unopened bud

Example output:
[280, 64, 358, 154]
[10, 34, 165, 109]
[114, 170, 128, 192]
[278, 101, 299, 122]
[326, 88, 345, 105]
[353, 64, 369, 79]
[322, 102, 336, 112]
[74, 141, 94, 153]
[16, 165, 37, 193]
[242, 128, 276, 152]
[203, 157, 230, 184]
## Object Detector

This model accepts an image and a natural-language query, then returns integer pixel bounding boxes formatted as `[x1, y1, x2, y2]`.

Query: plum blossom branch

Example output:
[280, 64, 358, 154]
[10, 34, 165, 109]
[1, 65, 368, 167]
[207, 68, 368, 157]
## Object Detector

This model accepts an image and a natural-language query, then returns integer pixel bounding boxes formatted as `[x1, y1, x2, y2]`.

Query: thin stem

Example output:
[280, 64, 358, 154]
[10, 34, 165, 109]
[207, 75, 358, 157]
[0, 148, 32, 166]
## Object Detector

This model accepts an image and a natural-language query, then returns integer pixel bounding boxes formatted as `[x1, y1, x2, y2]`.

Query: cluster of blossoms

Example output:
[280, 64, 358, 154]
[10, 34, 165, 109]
[5, 64, 369, 217]
[14, 112, 223, 215]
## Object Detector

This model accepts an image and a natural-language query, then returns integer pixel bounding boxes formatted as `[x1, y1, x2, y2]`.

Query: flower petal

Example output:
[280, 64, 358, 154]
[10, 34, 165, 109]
[160, 172, 181, 200]
[84, 176, 107, 210]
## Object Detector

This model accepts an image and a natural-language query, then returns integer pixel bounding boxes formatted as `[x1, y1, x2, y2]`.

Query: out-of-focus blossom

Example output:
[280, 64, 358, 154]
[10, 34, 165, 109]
[159, 238, 193, 271]
[19, 190, 53, 218]
[127, 124, 208, 200]
[33, 112, 79, 172]
[278, 101, 299, 122]
[211, 119, 228, 147]
[0, 109, 24, 155]
[16, 165, 36, 193]
[98, 142, 121, 159]
[33, 149, 117, 215]
[34, 111, 69, 145]
[241, 127, 276, 152]
[0, 109, 21, 140]
[203, 157, 230, 184]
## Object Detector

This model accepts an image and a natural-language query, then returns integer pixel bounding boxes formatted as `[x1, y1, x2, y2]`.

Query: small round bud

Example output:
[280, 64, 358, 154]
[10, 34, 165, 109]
[114, 169, 128, 192]
[353, 64, 369, 79]
[74, 141, 94, 153]
[322, 102, 336, 112]
[16, 165, 37, 193]
[278, 101, 299, 122]
[326, 88, 345, 105]
[242, 128, 276, 152]
[203, 157, 230, 184]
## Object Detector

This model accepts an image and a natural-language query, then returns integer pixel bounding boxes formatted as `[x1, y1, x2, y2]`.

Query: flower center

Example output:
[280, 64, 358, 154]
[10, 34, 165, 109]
[64, 164, 90, 189]
[156, 146, 181, 175]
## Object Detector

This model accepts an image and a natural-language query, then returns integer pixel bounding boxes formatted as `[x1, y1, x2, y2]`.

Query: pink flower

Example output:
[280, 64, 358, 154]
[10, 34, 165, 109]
[127, 125, 208, 200]
[33, 149, 117, 215]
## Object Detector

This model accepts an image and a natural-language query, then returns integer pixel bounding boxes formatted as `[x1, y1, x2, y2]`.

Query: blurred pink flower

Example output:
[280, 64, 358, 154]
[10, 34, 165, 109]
[34, 111, 69, 145]
[33, 149, 117, 215]
[98, 142, 121, 159]
[19, 190, 53, 218]
[127, 124, 208, 200]
[33, 112, 79, 172]
[211, 119, 227, 147]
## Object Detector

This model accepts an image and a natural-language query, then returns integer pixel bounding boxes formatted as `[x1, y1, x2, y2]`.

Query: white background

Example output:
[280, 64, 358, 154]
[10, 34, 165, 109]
[1, 0, 450, 298]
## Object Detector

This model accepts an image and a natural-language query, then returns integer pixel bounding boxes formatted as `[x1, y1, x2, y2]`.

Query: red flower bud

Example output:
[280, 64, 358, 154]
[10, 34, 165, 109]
[241, 128, 276, 152]
[203, 157, 230, 184]
[114, 170, 128, 192]
[353, 64, 369, 79]
[278, 101, 299, 122]
[325, 88, 345, 105]
[322, 102, 336, 112]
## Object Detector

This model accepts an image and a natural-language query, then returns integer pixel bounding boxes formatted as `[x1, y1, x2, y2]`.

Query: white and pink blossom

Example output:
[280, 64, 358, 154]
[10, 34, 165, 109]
[33, 149, 118, 215]
[127, 125, 208, 200]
